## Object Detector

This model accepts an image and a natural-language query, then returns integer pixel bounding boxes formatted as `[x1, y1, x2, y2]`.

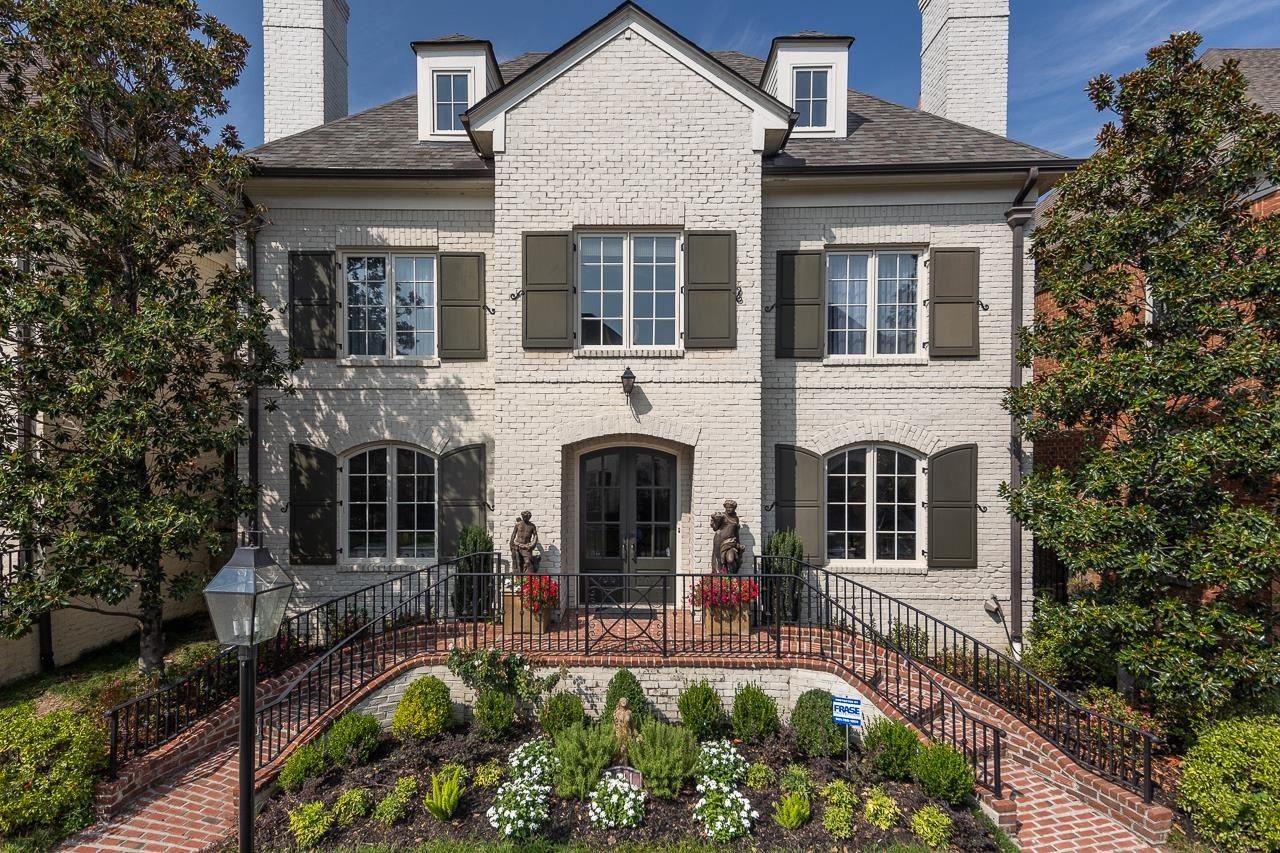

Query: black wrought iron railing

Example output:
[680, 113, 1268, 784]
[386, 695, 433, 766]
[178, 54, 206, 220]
[104, 561, 438, 770]
[253, 563, 1005, 797]
[756, 555, 1160, 803]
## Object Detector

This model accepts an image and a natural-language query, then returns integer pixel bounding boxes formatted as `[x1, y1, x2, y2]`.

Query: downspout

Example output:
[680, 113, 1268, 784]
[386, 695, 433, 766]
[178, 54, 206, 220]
[1005, 167, 1038, 652]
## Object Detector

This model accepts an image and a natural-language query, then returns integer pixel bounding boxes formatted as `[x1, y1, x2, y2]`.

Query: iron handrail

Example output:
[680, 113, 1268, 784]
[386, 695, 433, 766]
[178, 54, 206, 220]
[756, 555, 1159, 802]
[104, 556, 443, 770]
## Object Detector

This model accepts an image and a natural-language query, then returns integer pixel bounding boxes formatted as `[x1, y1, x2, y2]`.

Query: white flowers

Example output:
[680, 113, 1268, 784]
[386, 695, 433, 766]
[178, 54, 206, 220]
[487, 737, 558, 838]
[691, 741, 757, 841]
[588, 775, 647, 829]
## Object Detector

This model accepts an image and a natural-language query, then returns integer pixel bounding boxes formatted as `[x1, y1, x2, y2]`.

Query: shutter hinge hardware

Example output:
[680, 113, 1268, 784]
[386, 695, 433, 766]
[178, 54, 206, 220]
[764, 501, 777, 511]
[508, 290, 524, 301]
[978, 300, 990, 311]
[763, 302, 777, 313]
[735, 287, 744, 305]
[978, 504, 988, 512]
[483, 304, 497, 315]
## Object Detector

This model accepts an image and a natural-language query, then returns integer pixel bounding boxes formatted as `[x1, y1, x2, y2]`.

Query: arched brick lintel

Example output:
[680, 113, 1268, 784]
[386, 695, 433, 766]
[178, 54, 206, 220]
[810, 417, 946, 457]
[554, 414, 701, 450]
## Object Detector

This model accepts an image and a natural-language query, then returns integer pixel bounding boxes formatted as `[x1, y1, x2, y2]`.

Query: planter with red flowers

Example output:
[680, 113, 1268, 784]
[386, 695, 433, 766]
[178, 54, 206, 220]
[503, 573, 560, 635]
[689, 570, 759, 637]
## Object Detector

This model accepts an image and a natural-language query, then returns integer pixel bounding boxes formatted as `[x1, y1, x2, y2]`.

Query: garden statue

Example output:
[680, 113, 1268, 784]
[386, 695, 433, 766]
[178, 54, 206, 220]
[509, 510, 541, 573]
[612, 696, 635, 763]
[710, 500, 745, 574]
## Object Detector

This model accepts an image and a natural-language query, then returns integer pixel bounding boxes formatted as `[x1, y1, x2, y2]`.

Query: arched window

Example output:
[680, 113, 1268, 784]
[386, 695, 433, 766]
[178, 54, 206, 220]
[346, 445, 437, 559]
[826, 445, 921, 562]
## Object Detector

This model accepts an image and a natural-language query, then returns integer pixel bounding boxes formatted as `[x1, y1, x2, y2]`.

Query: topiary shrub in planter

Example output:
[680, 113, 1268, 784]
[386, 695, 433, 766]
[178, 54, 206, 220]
[539, 691, 586, 737]
[912, 742, 975, 806]
[1179, 714, 1280, 853]
[677, 680, 724, 740]
[629, 718, 697, 798]
[791, 688, 843, 757]
[278, 742, 326, 794]
[451, 524, 496, 618]
[732, 683, 780, 742]
[392, 674, 453, 740]
[602, 668, 650, 727]
[474, 688, 517, 741]
[862, 717, 920, 781]
[326, 711, 381, 765]
[0, 702, 107, 838]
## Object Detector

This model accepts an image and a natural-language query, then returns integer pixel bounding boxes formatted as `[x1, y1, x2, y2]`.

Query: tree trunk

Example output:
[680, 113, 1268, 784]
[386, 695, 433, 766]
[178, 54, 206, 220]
[137, 572, 166, 678]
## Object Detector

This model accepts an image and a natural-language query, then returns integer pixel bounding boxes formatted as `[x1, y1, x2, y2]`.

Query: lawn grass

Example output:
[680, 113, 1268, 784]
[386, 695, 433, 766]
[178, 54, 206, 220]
[0, 612, 218, 716]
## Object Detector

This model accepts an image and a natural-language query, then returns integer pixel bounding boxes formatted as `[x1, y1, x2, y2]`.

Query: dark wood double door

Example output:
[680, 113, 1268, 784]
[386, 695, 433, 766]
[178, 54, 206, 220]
[579, 447, 677, 605]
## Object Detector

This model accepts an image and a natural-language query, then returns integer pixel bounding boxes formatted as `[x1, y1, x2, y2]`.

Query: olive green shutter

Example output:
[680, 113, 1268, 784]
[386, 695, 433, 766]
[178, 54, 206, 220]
[684, 231, 736, 348]
[438, 443, 487, 558]
[929, 248, 980, 357]
[289, 251, 338, 358]
[523, 233, 574, 348]
[776, 251, 824, 358]
[774, 444, 822, 561]
[438, 253, 486, 359]
[290, 444, 338, 565]
[927, 443, 978, 569]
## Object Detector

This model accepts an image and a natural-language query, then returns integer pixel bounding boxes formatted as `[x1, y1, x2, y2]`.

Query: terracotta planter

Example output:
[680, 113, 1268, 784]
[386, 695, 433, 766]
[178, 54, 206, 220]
[706, 607, 750, 637]
[502, 590, 552, 635]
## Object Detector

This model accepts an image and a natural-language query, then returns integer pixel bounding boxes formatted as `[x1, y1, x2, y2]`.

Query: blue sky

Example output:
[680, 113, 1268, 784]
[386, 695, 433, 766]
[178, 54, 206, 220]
[202, 0, 1280, 157]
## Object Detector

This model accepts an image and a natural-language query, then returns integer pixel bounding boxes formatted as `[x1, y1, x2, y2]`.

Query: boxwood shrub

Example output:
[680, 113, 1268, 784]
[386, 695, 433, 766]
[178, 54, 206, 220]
[0, 702, 107, 837]
[911, 742, 975, 806]
[677, 680, 724, 740]
[326, 711, 381, 765]
[602, 668, 650, 727]
[731, 683, 780, 742]
[790, 688, 843, 757]
[1179, 714, 1280, 853]
[539, 691, 586, 737]
[391, 675, 453, 741]
[862, 717, 920, 780]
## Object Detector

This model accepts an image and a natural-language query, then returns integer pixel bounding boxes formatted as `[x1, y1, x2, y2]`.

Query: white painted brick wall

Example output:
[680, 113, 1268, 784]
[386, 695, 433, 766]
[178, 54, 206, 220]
[918, 0, 1009, 137]
[262, 0, 349, 143]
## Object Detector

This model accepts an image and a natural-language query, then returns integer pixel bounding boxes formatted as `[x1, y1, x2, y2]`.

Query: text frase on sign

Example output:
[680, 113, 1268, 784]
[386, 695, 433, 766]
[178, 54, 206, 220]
[832, 695, 862, 727]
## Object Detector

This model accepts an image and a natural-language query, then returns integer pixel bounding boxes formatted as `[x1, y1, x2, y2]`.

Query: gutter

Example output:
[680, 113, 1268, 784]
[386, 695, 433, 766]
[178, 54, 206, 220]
[763, 158, 1083, 178]
[1005, 167, 1041, 651]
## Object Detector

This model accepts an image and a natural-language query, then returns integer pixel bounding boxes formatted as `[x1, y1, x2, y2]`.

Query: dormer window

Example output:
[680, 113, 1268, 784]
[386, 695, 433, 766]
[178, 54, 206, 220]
[434, 71, 470, 133]
[794, 68, 829, 129]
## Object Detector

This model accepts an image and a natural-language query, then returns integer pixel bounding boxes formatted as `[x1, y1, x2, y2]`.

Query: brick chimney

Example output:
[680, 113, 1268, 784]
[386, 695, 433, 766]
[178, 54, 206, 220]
[262, 0, 350, 143]
[918, 0, 1008, 137]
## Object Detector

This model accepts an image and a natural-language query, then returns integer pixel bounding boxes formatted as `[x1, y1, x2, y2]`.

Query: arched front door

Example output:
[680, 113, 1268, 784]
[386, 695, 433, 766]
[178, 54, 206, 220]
[579, 447, 677, 604]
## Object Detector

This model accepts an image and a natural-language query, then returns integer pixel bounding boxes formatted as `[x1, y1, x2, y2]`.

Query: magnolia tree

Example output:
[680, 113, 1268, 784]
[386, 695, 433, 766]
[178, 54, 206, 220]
[1007, 32, 1280, 736]
[0, 0, 294, 676]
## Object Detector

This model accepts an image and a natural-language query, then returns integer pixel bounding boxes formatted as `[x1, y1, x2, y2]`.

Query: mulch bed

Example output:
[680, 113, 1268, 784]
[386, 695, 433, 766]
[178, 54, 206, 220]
[251, 723, 1002, 852]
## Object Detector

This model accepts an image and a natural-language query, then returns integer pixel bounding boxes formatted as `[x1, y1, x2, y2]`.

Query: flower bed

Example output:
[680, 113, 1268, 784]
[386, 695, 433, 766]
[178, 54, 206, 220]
[250, 676, 1006, 852]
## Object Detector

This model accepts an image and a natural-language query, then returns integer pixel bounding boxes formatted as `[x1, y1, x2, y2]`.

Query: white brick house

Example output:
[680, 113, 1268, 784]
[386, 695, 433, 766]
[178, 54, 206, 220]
[245, 0, 1079, 646]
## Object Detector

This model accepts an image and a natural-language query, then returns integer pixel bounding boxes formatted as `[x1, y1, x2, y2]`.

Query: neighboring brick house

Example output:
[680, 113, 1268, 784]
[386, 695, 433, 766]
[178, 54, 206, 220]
[1030, 46, 1280, 602]
[244, 0, 1078, 646]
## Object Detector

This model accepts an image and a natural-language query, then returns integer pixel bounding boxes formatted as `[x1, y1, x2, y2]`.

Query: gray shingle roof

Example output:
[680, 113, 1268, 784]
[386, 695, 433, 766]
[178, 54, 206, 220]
[1202, 48, 1280, 114]
[248, 47, 1067, 177]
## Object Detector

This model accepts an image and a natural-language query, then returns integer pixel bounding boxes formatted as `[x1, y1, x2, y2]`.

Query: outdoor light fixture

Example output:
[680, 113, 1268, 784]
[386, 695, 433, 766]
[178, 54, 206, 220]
[203, 542, 294, 853]
[621, 366, 636, 396]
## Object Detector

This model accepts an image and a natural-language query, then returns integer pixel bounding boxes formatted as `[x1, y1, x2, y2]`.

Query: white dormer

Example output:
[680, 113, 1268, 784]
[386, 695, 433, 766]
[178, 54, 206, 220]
[411, 36, 502, 142]
[762, 33, 853, 139]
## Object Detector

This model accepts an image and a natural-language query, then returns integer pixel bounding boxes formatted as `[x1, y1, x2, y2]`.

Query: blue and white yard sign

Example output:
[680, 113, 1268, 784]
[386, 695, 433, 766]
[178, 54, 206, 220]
[832, 695, 863, 727]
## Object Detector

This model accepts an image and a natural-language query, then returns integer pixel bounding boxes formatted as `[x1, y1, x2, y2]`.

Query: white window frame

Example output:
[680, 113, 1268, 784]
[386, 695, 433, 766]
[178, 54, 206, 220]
[339, 250, 438, 362]
[793, 66, 832, 131]
[432, 69, 472, 135]
[340, 443, 439, 564]
[823, 443, 924, 566]
[575, 231, 684, 351]
[824, 249, 925, 360]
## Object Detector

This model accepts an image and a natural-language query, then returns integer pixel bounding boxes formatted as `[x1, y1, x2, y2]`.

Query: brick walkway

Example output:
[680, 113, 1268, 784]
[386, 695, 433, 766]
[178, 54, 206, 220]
[63, 748, 238, 852]
[64, 608, 1167, 852]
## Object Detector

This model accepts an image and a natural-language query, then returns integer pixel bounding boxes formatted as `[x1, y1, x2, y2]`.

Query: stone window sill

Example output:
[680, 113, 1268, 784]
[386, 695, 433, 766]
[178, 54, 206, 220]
[573, 348, 685, 359]
[336, 357, 442, 368]
[823, 559, 929, 576]
[822, 355, 928, 367]
[339, 559, 437, 573]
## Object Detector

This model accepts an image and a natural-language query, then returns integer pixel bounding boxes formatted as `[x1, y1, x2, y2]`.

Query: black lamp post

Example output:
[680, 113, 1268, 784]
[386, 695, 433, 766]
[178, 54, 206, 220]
[621, 366, 636, 396]
[203, 543, 293, 853]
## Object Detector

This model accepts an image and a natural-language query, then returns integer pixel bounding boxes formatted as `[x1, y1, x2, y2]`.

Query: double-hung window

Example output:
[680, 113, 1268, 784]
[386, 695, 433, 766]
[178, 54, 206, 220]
[826, 251, 921, 356]
[826, 445, 921, 562]
[578, 233, 679, 348]
[346, 445, 437, 560]
[344, 253, 437, 358]
[794, 67, 829, 129]
[434, 71, 469, 133]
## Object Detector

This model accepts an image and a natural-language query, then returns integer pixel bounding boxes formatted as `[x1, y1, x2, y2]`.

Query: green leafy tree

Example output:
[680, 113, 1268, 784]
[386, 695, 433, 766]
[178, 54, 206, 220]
[0, 0, 294, 676]
[1006, 32, 1280, 737]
